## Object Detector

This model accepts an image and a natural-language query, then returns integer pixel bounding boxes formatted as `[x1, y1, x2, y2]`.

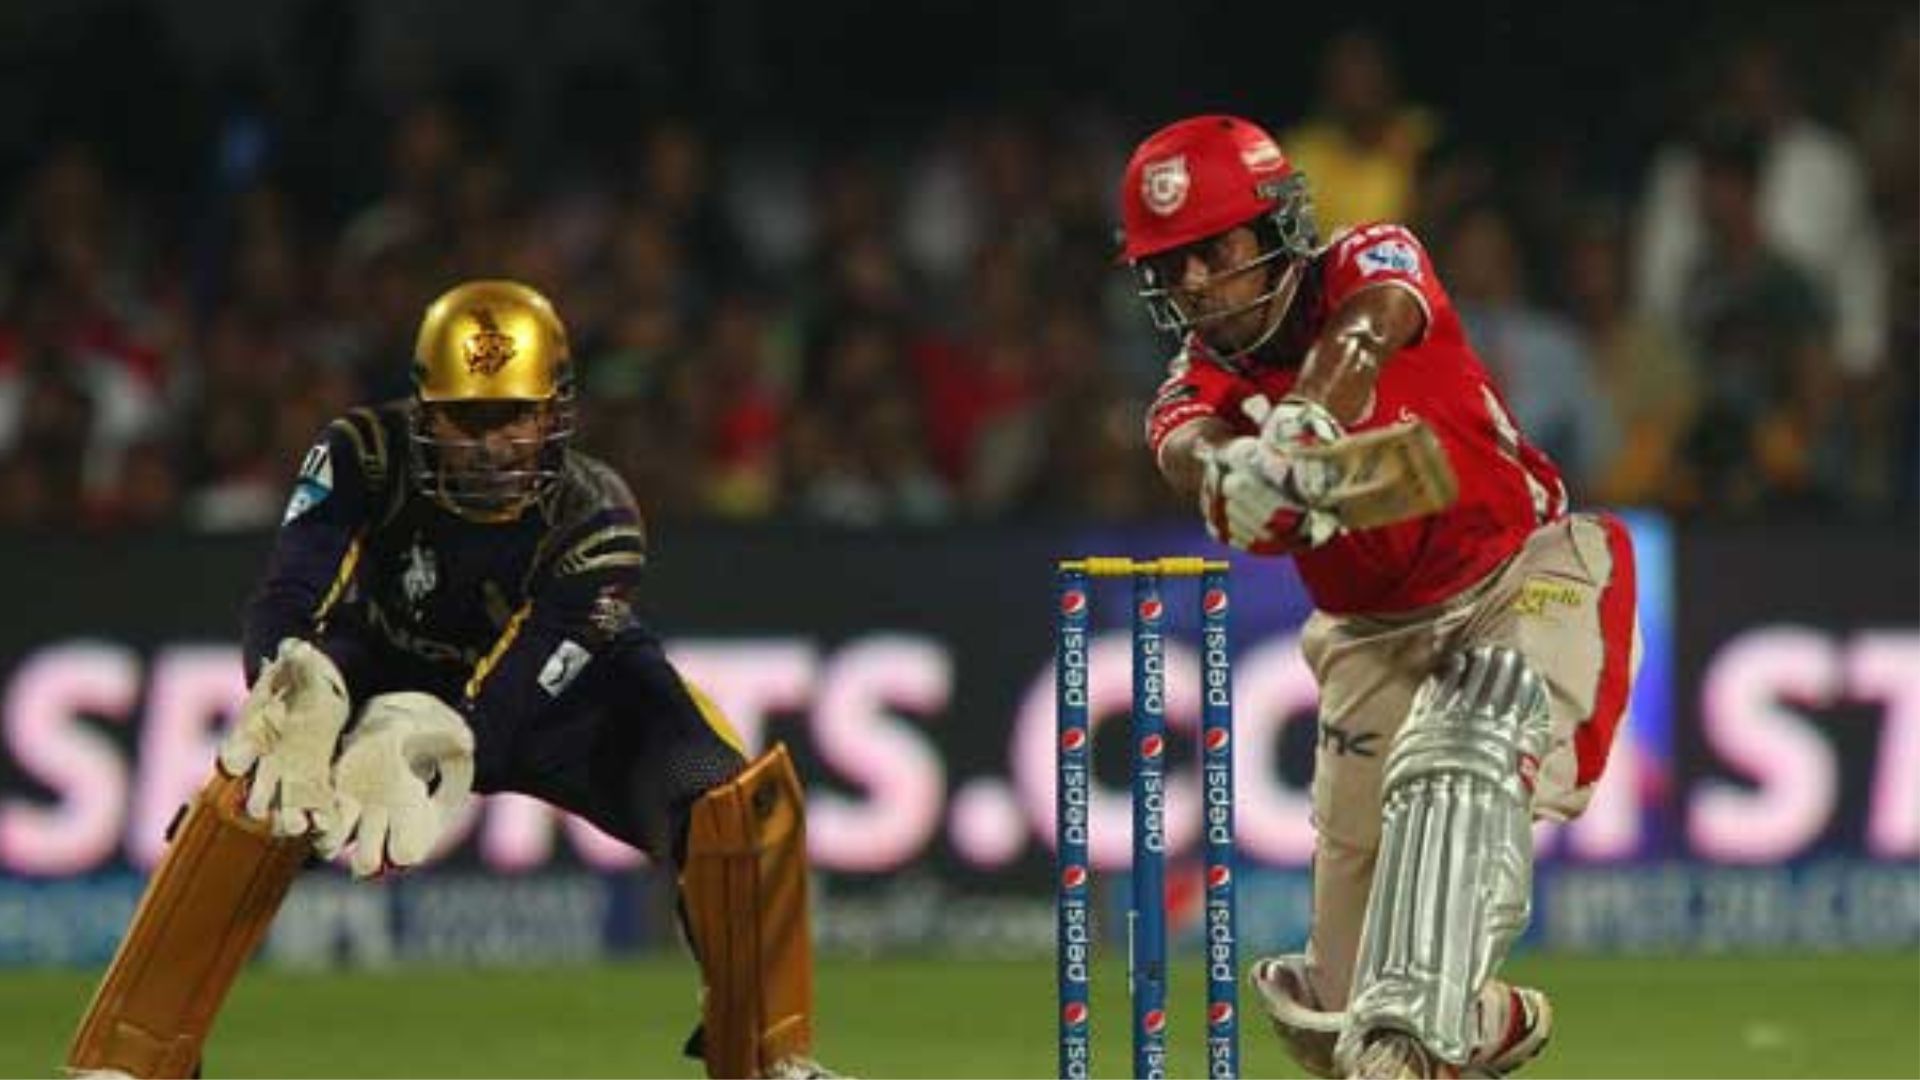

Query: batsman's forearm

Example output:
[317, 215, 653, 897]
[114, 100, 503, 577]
[1157, 416, 1235, 498]
[1293, 285, 1426, 424]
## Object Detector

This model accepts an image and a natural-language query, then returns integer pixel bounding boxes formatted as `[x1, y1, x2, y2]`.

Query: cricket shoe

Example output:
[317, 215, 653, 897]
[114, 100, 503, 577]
[1248, 953, 1344, 1078]
[1347, 1031, 1457, 1079]
[1467, 981, 1552, 1076]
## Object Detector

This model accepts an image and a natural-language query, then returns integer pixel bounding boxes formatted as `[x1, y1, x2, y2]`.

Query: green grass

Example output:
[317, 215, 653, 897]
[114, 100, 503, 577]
[5, 952, 1916, 1077]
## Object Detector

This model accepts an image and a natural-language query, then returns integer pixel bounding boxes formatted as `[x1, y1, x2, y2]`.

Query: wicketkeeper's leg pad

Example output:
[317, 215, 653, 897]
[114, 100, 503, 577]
[679, 743, 814, 1079]
[67, 770, 309, 1078]
[1334, 645, 1552, 1072]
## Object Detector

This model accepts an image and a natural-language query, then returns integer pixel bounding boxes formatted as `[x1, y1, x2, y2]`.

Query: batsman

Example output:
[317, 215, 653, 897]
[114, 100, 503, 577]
[67, 280, 836, 1080]
[1120, 116, 1640, 1078]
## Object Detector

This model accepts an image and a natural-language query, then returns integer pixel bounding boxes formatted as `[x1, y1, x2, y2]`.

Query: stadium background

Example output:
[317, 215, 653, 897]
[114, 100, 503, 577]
[0, 0, 1913, 1076]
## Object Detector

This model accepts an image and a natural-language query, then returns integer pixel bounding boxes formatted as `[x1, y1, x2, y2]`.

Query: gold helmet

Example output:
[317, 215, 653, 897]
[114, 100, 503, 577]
[409, 280, 576, 521]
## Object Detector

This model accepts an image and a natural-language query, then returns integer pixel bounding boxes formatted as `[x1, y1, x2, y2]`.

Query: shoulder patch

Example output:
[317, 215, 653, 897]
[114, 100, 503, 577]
[536, 639, 593, 697]
[283, 441, 335, 523]
[1355, 237, 1421, 279]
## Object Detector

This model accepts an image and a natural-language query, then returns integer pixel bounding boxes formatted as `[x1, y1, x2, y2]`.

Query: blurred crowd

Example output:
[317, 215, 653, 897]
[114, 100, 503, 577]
[0, 15, 1912, 532]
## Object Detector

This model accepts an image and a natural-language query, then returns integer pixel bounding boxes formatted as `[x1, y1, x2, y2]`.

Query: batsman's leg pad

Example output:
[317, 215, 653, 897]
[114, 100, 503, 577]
[679, 743, 813, 1078]
[1334, 645, 1551, 1071]
[67, 771, 310, 1077]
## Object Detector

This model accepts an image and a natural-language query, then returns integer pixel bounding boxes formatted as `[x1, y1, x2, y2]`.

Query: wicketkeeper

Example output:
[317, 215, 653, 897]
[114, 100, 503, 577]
[67, 281, 837, 1080]
[1120, 115, 1641, 1078]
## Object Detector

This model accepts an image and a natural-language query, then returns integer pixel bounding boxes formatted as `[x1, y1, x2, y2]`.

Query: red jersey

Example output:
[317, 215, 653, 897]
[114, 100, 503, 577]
[1146, 223, 1567, 615]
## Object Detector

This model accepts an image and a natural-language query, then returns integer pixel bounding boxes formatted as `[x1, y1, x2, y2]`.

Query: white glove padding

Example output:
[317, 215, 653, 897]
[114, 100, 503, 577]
[1200, 437, 1340, 552]
[315, 692, 475, 879]
[1247, 394, 1346, 507]
[218, 637, 350, 836]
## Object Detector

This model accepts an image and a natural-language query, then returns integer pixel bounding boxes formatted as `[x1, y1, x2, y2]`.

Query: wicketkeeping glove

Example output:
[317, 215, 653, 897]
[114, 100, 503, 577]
[217, 637, 350, 837]
[315, 692, 475, 879]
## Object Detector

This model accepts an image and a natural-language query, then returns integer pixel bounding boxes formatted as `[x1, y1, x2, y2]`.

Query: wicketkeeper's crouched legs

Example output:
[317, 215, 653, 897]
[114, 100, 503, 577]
[1335, 645, 1551, 1075]
[66, 772, 309, 1078]
[504, 644, 823, 1079]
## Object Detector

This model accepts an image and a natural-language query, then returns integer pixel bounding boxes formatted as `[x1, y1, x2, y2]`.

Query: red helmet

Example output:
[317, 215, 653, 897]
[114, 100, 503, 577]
[1117, 115, 1319, 351]
[1120, 115, 1309, 260]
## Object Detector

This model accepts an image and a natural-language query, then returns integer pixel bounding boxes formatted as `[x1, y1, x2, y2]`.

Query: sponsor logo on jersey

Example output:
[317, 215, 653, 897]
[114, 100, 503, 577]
[1317, 720, 1381, 758]
[536, 638, 593, 697]
[1513, 577, 1588, 616]
[1356, 238, 1421, 279]
[282, 442, 334, 523]
[1142, 155, 1191, 216]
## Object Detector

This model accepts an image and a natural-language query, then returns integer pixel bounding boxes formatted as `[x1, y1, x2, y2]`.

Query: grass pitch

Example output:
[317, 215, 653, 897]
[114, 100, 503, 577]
[3, 952, 1915, 1077]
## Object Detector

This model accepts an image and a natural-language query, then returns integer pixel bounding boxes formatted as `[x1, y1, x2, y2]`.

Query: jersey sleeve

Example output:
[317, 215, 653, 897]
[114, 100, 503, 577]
[241, 409, 390, 683]
[1143, 347, 1261, 463]
[1322, 223, 1449, 343]
[459, 494, 648, 762]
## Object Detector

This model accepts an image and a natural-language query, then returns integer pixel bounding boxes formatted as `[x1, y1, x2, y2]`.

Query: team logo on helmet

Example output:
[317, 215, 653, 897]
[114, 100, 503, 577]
[1141, 156, 1191, 217]
[1205, 727, 1230, 753]
[462, 307, 518, 376]
[1203, 588, 1229, 616]
[1143, 1009, 1168, 1036]
[1209, 1002, 1235, 1026]
[1061, 728, 1088, 752]
[1061, 589, 1088, 616]
[1138, 597, 1164, 623]
[1063, 1002, 1089, 1027]
[1140, 733, 1165, 760]
[1207, 865, 1232, 889]
[1062, 865, 1088, 890]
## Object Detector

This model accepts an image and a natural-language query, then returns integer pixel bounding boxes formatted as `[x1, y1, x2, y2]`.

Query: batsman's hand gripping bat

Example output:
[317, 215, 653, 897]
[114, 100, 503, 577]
[1285, 419, 1460, 531]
